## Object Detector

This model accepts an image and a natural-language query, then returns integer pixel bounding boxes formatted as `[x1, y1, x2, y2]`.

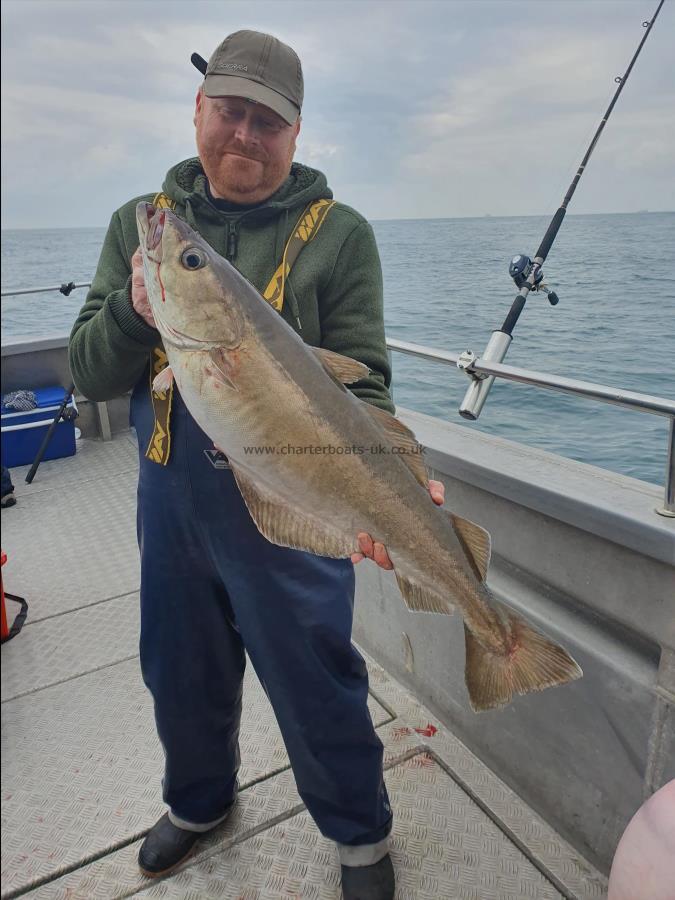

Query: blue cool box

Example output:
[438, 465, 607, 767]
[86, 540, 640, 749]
[1, 387, 77, 469]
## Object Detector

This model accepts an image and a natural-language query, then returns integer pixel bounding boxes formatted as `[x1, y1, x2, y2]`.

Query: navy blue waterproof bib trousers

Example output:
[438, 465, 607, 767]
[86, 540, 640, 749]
[131, 382, 392, 852]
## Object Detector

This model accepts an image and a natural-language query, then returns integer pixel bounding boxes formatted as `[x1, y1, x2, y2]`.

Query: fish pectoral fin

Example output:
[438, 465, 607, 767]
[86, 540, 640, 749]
[152, 365, 174, 393]
[394, 569, 453, 616]
[229, 463, 356, 558]
[312, 347, 370, 384]
[208, 349, 239, 391]
[362, 405, 430, 490]
[450, 513, 491, 582]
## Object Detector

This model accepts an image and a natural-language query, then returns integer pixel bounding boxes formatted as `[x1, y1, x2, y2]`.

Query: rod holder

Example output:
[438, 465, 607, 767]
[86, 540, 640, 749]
[458, 331, 512, 420]
[655, 417, 675, 517]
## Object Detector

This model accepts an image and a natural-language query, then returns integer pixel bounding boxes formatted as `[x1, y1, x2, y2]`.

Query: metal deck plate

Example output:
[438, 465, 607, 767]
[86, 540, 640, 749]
[17, 767, 306, 900]
[130, 753, 568, 900]
[1, 438, 607, 899]
[15, 750, 587, 900]
[6, 433, 138, 499]
[1, 473, 140, 623]
[2, 653, 389, 896]
[1, 591, 140, 702]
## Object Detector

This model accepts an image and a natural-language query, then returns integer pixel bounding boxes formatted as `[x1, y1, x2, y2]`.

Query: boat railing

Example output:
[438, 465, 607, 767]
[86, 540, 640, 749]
[2, 283, 673, 517]
[387, 339, 674, 518]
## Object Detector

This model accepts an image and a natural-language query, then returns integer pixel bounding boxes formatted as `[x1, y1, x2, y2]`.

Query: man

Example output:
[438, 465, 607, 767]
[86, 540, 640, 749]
[69, 30, 443, 899]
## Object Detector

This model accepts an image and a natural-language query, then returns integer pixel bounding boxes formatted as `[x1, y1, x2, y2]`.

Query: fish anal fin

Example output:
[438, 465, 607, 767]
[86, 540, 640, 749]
[229, 463, 355, 558]
[363, 405, 429, 490]
[451, 513, 491, 581]
[394, 569, 453, 616]
[464, 608, 583, 712]
[313, 347, 370, 384]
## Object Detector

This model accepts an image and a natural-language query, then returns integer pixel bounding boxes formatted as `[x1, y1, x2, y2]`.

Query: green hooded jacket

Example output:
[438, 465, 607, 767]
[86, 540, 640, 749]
[68, 158, 394, 413]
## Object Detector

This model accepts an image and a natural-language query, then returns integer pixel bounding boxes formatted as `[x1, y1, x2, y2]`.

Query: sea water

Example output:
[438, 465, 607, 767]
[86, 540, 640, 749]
[2, 212, 673, 486]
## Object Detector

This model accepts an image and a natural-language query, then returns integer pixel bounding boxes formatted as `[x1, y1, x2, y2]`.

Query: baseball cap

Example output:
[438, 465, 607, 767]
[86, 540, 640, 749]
[191, 30, 303, 125]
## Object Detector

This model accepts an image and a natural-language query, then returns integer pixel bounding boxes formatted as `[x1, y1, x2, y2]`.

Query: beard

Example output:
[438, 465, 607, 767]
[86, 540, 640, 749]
[200, 140, 295, 204]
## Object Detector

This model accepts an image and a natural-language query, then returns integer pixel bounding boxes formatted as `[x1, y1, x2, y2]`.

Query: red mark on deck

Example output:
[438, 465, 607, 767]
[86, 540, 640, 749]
[408, 754, 435, 768]
[414, 724, 438, 738]
[392, 726, 412, 738]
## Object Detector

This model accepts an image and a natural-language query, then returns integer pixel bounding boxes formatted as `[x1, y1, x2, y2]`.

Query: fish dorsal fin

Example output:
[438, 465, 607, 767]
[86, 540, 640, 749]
[363, 404, 429, 489]
[312, 347, 370, 384]
[450, 513, 491, 582]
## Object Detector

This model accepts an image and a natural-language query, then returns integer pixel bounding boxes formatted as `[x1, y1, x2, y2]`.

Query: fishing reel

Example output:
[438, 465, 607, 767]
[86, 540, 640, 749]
[508, 254, 559, 305]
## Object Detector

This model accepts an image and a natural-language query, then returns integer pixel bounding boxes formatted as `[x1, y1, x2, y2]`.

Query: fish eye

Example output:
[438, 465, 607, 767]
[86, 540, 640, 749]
[181, 248, 206, 270]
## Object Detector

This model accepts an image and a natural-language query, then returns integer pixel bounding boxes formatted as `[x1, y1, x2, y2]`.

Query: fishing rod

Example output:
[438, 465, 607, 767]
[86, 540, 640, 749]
[458, 0, 665, 420]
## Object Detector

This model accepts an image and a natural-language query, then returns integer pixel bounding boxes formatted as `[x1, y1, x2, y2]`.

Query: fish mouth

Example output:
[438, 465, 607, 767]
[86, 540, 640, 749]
[137, 201, 197, 253]
[136, 203, 164, 261]
[147, 210, 164, 251]
[145, 209, 164, 261]
[136, 202, 155, 239]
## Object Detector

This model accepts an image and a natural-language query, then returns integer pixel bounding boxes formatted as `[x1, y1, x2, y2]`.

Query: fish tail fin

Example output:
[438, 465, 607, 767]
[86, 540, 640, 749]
[464, 606, 582, 712]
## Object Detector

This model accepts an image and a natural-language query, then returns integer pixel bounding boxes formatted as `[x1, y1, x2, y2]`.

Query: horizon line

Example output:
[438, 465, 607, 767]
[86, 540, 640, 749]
[2, 208, 674, 232]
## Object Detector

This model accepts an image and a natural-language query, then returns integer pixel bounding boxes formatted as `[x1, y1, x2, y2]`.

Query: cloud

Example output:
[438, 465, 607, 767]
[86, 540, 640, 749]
[297, 140, 340, 168]
[395, 21, 675, 216]
[2, 83, 192, 149]
[1, 0, 673, 227]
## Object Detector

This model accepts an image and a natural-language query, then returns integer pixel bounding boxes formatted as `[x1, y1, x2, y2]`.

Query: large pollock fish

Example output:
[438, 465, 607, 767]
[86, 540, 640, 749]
[136, 202, 582, 711]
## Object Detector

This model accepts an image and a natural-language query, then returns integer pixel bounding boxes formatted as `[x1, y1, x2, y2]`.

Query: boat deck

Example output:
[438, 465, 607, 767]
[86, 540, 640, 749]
[1, 435, 608, 899]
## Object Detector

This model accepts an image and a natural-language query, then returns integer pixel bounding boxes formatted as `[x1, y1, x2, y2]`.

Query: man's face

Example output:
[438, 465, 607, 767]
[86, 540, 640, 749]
[195, 91, 301, 205]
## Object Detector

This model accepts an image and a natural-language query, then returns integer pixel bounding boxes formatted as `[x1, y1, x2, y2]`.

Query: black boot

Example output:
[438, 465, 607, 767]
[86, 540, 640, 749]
[341, 853, 395, 900]
[138, 807, 232, 877]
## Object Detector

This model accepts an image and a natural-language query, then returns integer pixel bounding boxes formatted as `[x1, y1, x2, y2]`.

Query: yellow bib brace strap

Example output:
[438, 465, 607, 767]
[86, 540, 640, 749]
[145, 192, 335, 465]
[262, 197, 335, 310]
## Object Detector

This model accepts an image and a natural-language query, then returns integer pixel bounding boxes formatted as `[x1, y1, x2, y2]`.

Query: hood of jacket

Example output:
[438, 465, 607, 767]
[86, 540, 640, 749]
[162, 157, 332, 225]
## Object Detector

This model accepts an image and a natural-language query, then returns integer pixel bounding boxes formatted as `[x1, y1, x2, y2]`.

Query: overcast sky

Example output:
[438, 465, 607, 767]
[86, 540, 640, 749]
[1, 0, 673, 229]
